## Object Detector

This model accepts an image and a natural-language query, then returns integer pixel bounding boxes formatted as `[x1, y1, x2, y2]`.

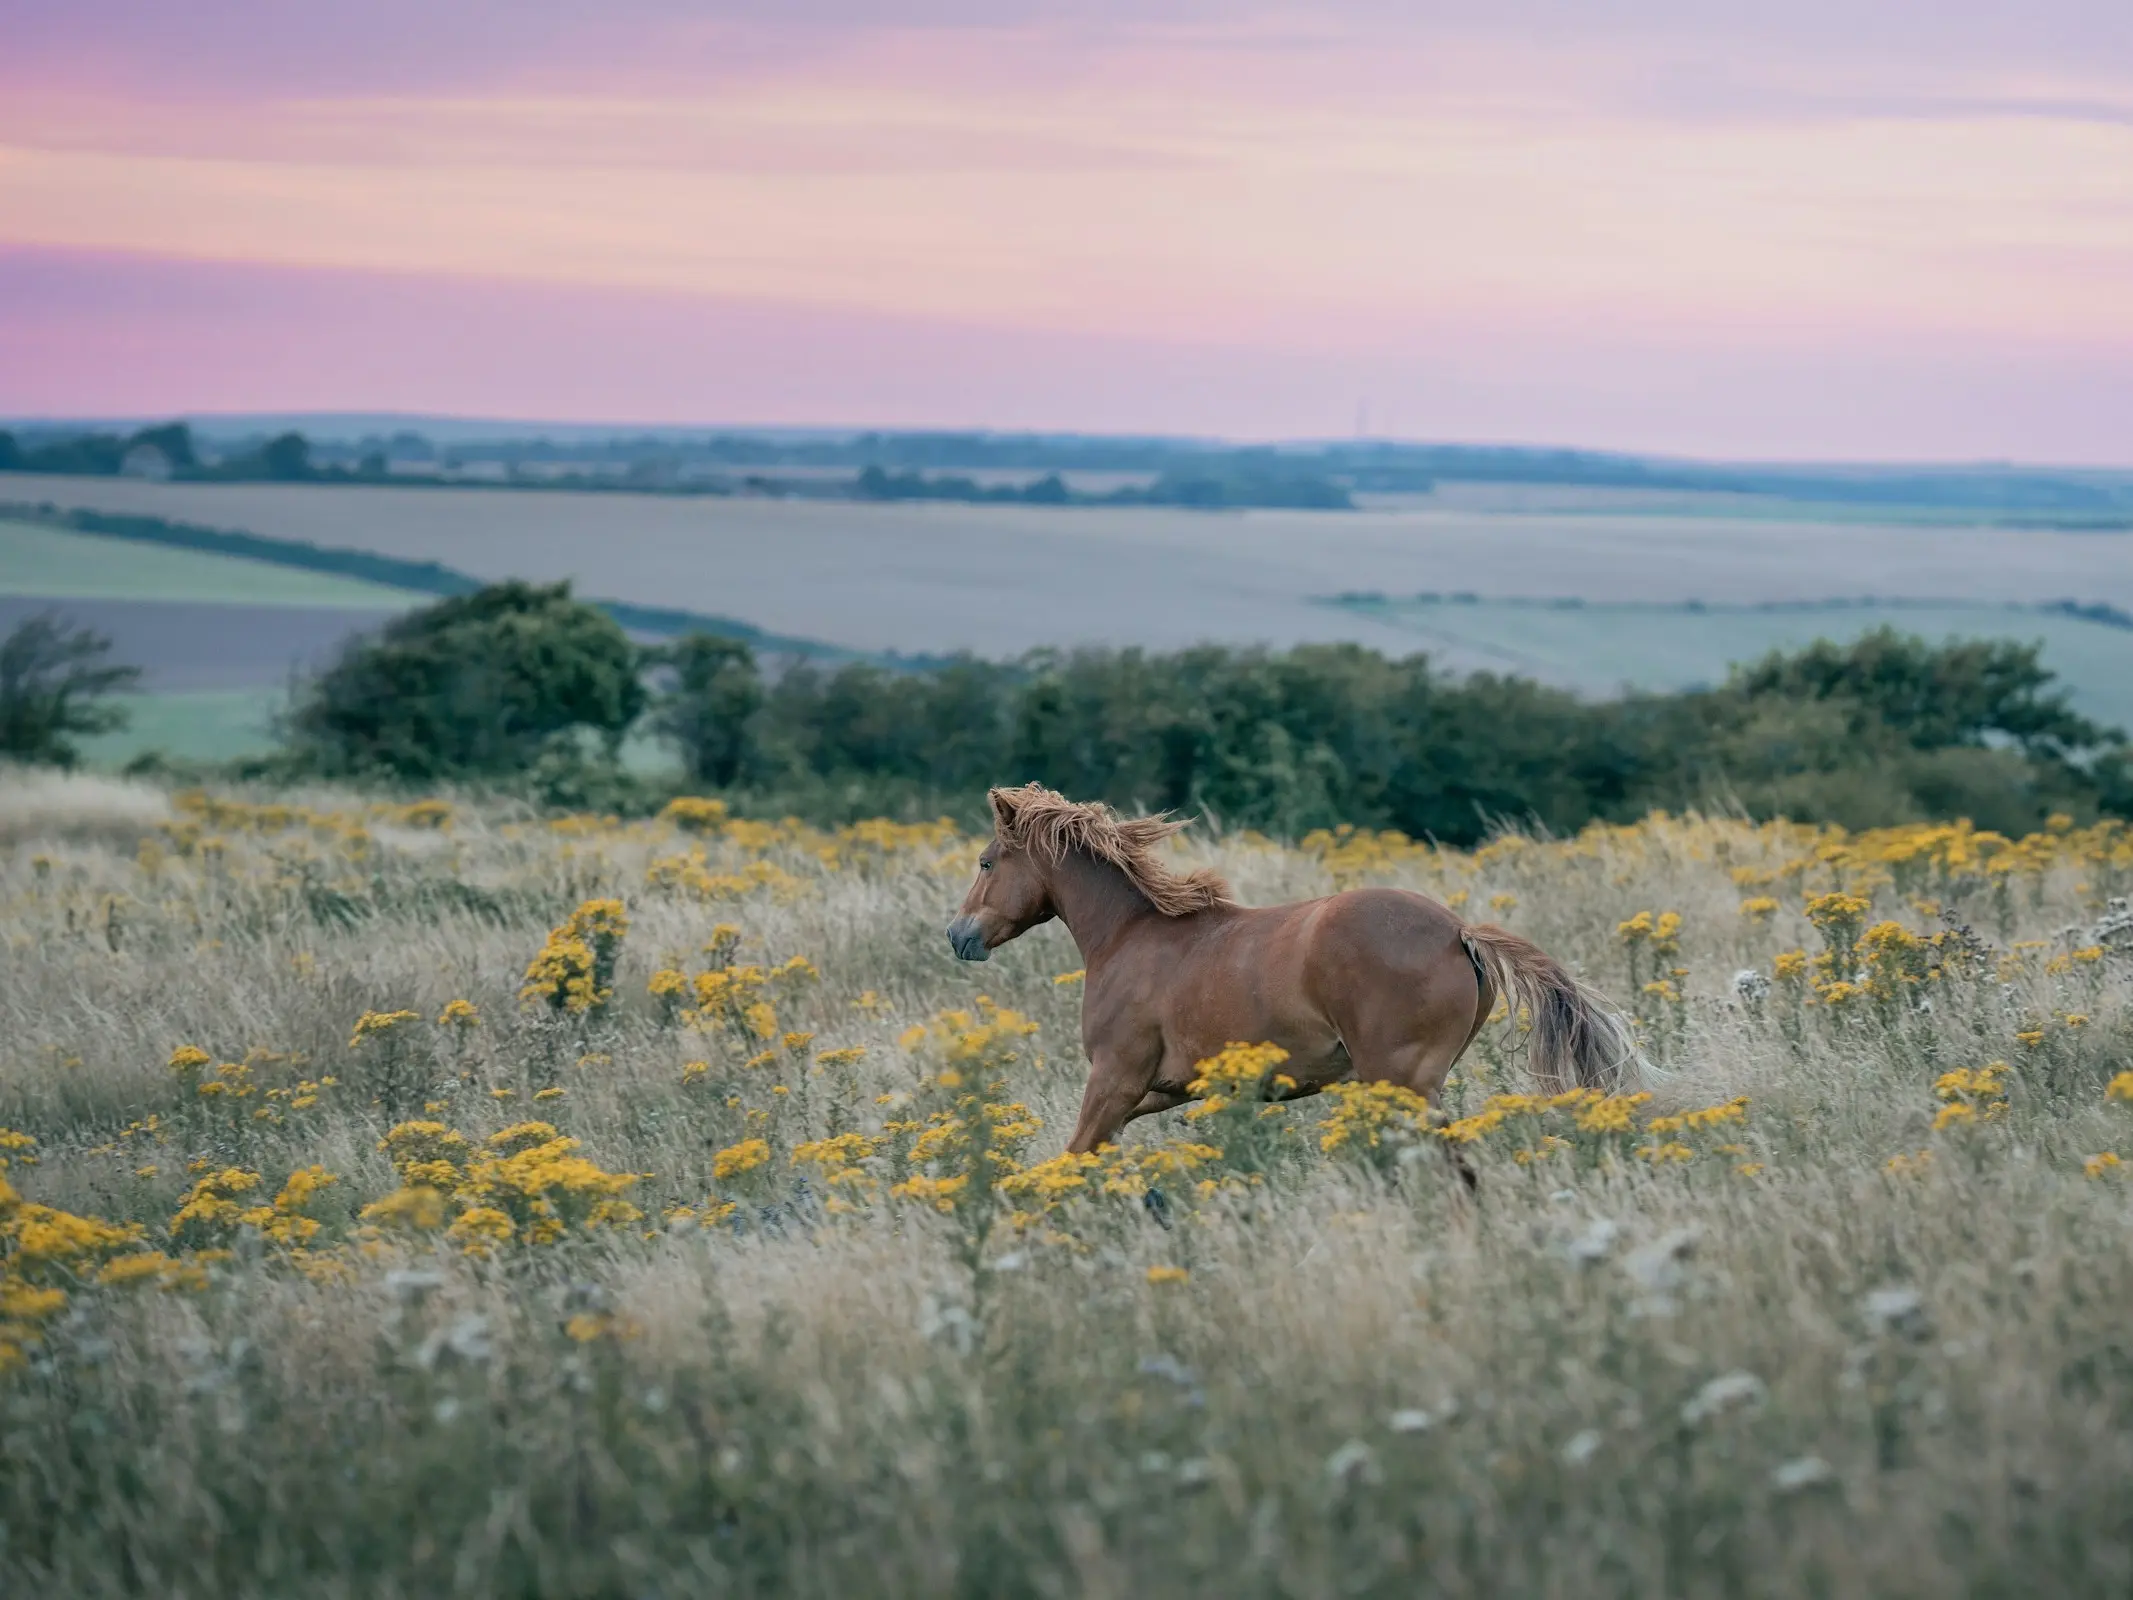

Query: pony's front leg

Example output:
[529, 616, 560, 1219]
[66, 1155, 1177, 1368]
[1065, 1050, 1159, 1154]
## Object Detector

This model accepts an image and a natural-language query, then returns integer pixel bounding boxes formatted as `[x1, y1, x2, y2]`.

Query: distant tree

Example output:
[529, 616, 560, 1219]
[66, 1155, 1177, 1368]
[0, 613, 142, 766]
[651, 633, 764, 786]
[1131, 471, 1354, 511]
[19, 432, 127, 475]
[259, 432, 313, 481]
[284, 581, 646, 780]
[0, 431, 19, 471]
[1728, 628, 2114, 761]
[124, 422, 197, 471]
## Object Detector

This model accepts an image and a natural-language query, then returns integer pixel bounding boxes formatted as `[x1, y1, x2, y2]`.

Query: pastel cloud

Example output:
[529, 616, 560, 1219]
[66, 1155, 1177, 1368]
[3, 4, 2131, 458]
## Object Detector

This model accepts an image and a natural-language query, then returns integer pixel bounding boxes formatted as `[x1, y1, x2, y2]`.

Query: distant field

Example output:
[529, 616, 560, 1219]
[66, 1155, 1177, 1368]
[74, 689, 684, 774]
[10, 472, 2133, 760]
[1332, 596, 2133, 732]
[78, 689, 283, 766]
[0, 518, 419, 609]
[12, 474, 2132, 665]
[0, 596, 391, 693]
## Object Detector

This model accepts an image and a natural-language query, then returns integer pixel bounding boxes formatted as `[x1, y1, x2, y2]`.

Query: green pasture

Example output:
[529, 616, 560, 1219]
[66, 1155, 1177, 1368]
[1331, 596, 2133, 734]
[79, 691, 285, 767]
[77, 690, 685, 776]
[0, 519, 419, 609]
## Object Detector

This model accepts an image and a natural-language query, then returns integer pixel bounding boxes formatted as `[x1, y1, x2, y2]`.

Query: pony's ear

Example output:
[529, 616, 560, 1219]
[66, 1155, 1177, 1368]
[987, 786, 1024, 833]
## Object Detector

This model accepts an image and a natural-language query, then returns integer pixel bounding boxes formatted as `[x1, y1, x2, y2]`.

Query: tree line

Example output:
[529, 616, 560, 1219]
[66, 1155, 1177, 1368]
[0, 421, 1356, 511]
[853, 465, 1357, 510]
[0, 423, 318, 482]
[8, 579, 2126, 841]
[274, 583, 2133, 839]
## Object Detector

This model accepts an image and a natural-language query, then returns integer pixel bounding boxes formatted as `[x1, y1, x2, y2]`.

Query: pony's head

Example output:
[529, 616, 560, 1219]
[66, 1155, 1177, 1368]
[945, 784, 1233, 961]
[945, 787, 1059, 961]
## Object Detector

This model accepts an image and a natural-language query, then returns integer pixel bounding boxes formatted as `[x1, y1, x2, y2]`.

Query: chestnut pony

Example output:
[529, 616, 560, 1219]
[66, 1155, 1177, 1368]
[946, 784, 1639, 1155]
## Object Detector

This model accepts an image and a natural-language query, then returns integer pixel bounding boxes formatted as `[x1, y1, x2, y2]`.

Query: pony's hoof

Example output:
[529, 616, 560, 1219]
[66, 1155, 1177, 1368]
[1142, 1186, 1173, 1230]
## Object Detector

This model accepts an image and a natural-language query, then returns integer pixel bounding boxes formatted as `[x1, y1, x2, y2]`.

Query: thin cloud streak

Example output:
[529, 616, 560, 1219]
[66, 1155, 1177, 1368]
[6, 78, 2127, 341]
[7, 246, 2132, 465]
[3, 6, 2130, 456]
[6, 2, 2130, 100]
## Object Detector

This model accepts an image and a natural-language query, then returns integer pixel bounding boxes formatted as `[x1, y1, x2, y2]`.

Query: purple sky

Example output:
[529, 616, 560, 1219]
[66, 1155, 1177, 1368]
[4, 2, 2130, 458]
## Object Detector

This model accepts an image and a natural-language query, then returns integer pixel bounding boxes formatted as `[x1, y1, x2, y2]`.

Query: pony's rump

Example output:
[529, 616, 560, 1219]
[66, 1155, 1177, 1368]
[1458, 922, 1641, 1093]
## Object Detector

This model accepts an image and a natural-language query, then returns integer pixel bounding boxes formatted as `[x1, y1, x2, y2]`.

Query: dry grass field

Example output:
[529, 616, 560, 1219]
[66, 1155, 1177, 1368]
[2, 771, 2131, 1595]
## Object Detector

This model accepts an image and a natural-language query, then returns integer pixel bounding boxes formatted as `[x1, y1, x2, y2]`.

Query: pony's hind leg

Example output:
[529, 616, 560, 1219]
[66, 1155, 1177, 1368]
[1339, 948, 1491, 1191]
[1123, 1087, 1195, 1127]
[1342, 967, 1487, 1105]
[1350, 1036, 1482, 1193]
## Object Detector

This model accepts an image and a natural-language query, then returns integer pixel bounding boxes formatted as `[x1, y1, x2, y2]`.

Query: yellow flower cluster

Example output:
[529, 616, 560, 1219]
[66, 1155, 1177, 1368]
[1932, 1062, 2010, 1131]
[654, 799, 962, 880]
[1000, 1139, 1226, 1217]
[349, 1009, 421, 1049]
[520, 899, 630, 1015]
[656, 948, 818, 1047]
[1438, 1088, 1655, 1146]
[896, 997, 1041, 1077]
[645, 852, 807, 904]
[1638, 1096, 1753, 1168]
[660, 795, 731, 832]
[1812, 816, 2133, 896]
[1803, 892, 1873, 947]
[363, 1120, 644, 1255]
[1851, 921, 1944, 1002]
[1760, 898, 1972, 1011]
[0, 1129, 37, 1173]
[2, 1171, 228, 1370]
[1181, 1041, 1297, 1118]
[859, 1002, 1048, 1219]
[1298, 824, 1436, 887]
[1290, 813, 2133, 923]
[167, 1045, 337, 1124]
[812, 817, 963, 875]
[170, 1165, 339, 1249]
[790, 1131, 887, 1204]
[1617, 910, 1683, 953]
[1318, 1081, 1434, 1155]
[712, 1138, 770, 1181]
[884, 1098, 1043, 1212]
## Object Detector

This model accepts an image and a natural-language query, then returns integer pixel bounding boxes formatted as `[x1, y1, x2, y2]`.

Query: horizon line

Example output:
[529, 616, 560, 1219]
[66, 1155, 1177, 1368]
[4, 410, 2128, 479]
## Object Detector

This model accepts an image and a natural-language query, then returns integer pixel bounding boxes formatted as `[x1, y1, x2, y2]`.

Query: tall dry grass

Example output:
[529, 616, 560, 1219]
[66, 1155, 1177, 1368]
[0, 774, 2129, 1597]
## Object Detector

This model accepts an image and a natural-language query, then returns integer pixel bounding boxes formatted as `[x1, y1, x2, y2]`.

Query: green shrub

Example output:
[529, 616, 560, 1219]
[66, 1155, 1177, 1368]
[284, 581, 645, 781]
[0, 612, 140, 767]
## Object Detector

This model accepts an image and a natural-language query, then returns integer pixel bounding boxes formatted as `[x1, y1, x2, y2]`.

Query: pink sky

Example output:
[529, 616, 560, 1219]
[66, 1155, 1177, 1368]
[4, 2, 2131, 460]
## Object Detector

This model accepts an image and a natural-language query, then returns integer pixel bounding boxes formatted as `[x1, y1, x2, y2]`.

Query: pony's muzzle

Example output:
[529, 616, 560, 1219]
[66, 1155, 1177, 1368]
[945, 915, 991, 962]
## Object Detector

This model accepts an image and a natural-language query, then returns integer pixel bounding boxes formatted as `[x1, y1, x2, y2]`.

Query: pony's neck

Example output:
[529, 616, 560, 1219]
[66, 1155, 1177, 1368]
[1043, 849, 1158, 966]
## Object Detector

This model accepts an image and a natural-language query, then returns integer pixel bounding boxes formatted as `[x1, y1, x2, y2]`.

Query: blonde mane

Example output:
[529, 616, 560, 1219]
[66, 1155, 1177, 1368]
[989, 784, 1234, 917]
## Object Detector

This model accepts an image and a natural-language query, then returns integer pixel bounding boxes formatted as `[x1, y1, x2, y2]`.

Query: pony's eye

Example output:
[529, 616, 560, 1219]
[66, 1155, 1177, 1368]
[979, 859, 994, 872]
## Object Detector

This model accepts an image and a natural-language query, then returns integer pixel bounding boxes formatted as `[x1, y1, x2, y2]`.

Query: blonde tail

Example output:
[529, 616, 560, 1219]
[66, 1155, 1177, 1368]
[1459, 923, 1644, 1093]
